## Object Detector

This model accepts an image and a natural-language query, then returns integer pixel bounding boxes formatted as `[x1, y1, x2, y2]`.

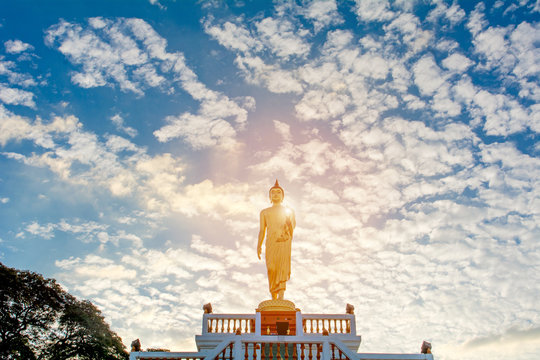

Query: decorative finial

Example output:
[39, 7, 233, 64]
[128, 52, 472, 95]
[131, 339, 141, 352]
[203, 303, 213, 314]
[421, 341, 432, 354]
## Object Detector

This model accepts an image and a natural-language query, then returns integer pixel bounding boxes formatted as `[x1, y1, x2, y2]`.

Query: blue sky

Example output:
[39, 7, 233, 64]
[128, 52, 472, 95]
[1, 0, 539, 359]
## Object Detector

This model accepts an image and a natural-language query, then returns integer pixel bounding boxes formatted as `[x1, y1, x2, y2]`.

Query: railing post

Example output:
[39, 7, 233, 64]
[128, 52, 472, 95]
[296, 311, 303, 336]
[321, 341, 331, 360]
[349, 315, 356, 336]
[255, 312, 262, 336]
[233, 339, 243, 360]
[203, 314, 209, 334]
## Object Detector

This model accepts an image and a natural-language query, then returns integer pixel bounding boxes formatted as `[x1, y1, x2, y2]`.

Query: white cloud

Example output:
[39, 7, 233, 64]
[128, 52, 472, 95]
[154, 113, 237, 149]
[110, 114, 138, 138]
[442, 53, 473, 72]
[426, 0, 466, 26]
[0, 197, 9, 204]
[471, 90, 530, 136]
[0, 84, 35, 107]
[21, 219, 143, 247]
[353, 0, 394, 22]
[473, 26, 514, 72]
[467, 2, 488, 37]
[299, 0, 343, 33]
[413, 55, 462, 117]
[4, 39, 34, 54]
[233, 55, 302, 94]
[255, 17, 310, 59]
[25, 221, 55, 239]
[47, 18, 253, 149]
[509, 22, 540, 79]
[0, 106, 78, 147]
[203, 20, 262, 53]
[273, 120, 292, 141]
[384, 13, 432, 56]
[296, 88, 350, 121]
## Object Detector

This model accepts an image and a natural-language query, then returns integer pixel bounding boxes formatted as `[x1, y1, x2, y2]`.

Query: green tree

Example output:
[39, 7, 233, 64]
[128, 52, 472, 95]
[0, 262, 128, 360]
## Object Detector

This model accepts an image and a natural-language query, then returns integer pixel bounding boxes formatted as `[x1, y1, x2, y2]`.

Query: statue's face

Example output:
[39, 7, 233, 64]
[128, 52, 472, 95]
[269, 188, 284, 203]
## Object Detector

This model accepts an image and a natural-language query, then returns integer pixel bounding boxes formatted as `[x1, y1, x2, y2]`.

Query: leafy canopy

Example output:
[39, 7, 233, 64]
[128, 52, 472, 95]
[0, 262, 128, 360]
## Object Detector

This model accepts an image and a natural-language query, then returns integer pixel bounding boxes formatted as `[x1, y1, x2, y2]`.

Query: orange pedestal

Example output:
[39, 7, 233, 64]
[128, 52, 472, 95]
[260, 311, 297, 335]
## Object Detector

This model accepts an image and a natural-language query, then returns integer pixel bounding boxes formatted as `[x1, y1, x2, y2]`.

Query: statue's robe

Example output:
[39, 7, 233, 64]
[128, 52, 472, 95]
[265, 215, 293, 295]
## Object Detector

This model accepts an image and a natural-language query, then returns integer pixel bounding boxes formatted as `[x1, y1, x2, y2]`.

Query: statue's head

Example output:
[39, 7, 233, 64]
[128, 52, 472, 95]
[269, 179, 284, 202]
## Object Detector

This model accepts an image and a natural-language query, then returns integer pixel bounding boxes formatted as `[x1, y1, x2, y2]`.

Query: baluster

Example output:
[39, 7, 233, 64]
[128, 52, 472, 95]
[300, 344, 305, 360]
[334, 319, 338, 334]
[244, 342, 249, 360]
[219, 319, 224, 333]
[331, 344, 335, 360]
[269, 343, 274, 360]
[277, 343, 281, 360]
[308, 343, 313, 360]
[292, 343, 298, 360]
[339, 348, 344, 360]
[261, 343, 266, 360]
[208, 319, 213, 333]
[316, 344, 321, 360]
[346, 320, 350, 334]
[303, 319, 307, 333]
[285, 343, 289, 360]
[230, 342, 234, 360]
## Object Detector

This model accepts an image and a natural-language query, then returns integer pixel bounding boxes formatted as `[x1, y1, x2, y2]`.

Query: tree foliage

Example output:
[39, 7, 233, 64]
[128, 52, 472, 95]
[0, 262, 128, 360]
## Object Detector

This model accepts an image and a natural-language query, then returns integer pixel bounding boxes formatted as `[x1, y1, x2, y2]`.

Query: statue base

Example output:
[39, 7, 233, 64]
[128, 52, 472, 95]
[257, 299, 296, 312]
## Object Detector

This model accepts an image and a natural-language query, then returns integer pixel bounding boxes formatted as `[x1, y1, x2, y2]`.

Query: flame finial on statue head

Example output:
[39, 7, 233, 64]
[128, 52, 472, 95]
[269, 179, 284, 198]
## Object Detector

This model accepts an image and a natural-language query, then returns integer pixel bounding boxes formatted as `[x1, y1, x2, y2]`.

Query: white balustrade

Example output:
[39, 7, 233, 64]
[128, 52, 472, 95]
[301, 314, 355, 335]
[202, 314, 356, 337]
[204, 314, 257, 334]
